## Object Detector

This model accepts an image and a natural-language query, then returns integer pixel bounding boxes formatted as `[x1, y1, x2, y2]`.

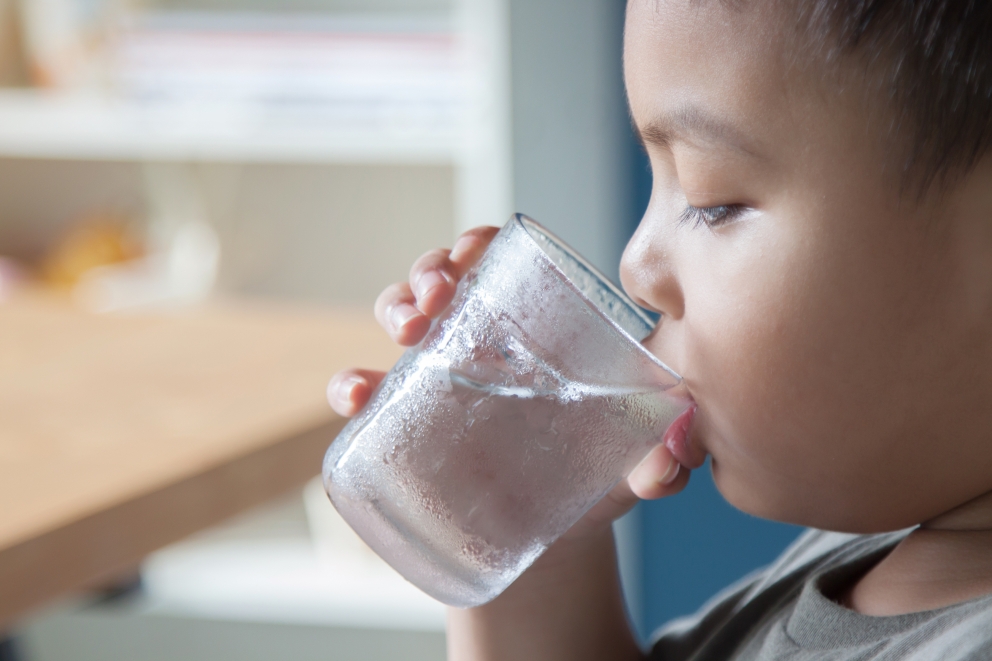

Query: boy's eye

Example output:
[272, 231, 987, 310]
[678, 203, 747, 229]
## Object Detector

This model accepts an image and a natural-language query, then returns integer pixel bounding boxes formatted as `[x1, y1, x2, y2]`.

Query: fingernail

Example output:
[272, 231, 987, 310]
[331, 375, 364, 405]
[389, 303, 421, 332]
[414, 270, 449, 302]
[659, 459, 681, 486]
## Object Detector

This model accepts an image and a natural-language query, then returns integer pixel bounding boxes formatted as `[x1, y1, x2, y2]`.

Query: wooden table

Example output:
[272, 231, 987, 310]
[0, 291, 401, 629]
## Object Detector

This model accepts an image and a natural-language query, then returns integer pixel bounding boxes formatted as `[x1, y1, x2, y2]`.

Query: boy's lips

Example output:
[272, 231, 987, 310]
[663, 403, 705, 470]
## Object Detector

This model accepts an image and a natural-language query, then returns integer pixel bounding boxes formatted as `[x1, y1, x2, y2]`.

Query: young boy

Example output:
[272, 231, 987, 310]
[328, 0, 992, 658]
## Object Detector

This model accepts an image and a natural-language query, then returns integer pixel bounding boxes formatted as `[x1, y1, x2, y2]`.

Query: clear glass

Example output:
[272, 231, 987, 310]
[323, 214, 689, 607]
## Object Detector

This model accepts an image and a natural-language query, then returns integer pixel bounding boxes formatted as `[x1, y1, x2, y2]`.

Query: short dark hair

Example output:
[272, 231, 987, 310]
[798, 0, 992, 191]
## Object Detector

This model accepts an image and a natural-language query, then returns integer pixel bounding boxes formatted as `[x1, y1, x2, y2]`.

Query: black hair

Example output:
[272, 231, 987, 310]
[799, 0, 992, 190]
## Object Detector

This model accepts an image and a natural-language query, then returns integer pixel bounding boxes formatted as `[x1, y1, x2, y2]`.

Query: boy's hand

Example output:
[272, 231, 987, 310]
[327, 225, 685, 661]
[326, 225, 690, 539]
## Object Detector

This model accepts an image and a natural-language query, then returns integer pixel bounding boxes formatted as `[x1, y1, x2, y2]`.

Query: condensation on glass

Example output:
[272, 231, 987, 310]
[323, 215, 689, 607]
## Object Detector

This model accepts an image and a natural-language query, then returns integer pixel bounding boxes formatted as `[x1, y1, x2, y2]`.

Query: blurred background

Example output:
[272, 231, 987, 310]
[0, 0, 799, 658]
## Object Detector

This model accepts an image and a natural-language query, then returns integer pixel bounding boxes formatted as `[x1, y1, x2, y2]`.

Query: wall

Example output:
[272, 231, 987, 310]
[507, 0, 635, 280]
[206, 163, 455, 305]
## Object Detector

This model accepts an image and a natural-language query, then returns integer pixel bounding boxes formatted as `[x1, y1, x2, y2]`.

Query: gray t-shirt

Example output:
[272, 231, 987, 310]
[649, 529, 992, 660]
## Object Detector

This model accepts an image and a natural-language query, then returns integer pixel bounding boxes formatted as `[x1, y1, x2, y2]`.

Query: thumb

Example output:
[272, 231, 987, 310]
[628, 443, 690, 500]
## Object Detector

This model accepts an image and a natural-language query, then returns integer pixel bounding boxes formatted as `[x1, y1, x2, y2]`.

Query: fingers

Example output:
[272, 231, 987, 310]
[408, 248, 458, 318]
[375, 226, 502, 345]
[585, 478, 642, 530]
[374, 281, 432, 346]
[327, 369, 386, 417]
[627, 444, 691, 500]
[562, 444, 692, 542]
[448, 226, 500, 276]
[408, 226, 501, 318]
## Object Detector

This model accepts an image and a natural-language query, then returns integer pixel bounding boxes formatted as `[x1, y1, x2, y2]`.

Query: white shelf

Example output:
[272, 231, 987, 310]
[0, 90, 461, 164]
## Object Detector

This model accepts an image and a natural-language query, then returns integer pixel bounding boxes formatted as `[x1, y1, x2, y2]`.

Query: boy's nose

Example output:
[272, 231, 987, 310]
[619, 221, 685, 321]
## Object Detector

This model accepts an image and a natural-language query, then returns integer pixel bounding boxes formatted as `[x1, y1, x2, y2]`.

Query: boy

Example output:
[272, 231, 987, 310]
[328, 0, 992, 658]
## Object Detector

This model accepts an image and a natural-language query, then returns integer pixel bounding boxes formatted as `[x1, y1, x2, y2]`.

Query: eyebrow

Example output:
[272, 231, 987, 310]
[634, 104, 764, 159]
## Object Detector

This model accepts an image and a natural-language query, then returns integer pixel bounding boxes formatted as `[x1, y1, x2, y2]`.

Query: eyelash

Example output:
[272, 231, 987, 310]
[678, 204, 747, 229]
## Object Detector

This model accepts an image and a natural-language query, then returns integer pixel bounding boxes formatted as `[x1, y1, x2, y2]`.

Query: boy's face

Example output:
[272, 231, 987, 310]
[622, 0, 992, 532]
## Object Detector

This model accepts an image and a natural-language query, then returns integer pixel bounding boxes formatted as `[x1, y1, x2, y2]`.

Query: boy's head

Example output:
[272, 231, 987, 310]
[619, 0, 992, 533]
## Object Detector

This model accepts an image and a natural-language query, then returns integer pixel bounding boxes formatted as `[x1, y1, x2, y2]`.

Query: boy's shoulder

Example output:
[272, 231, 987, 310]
[650, 529, 992, 661]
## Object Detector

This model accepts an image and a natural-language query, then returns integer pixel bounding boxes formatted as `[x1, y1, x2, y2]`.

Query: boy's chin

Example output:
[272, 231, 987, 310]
[710, 460, 915, 534]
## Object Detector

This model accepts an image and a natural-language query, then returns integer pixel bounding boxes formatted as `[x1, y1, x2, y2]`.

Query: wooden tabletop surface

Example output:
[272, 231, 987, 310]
[0, 291, 401, 629]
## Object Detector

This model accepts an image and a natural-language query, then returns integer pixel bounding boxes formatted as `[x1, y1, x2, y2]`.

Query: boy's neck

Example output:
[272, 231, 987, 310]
[840, 490, 992, 616]
[922, 490, 992, 531]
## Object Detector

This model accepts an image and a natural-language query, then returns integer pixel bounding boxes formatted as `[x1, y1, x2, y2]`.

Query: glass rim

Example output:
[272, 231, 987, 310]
[513, 213, 682, 385]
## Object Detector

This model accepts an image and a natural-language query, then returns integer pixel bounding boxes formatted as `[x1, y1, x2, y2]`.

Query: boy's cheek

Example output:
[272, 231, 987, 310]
[677, 253, 920, 526]
[677, 243, 843, 458]
[658, 199, 888, 468]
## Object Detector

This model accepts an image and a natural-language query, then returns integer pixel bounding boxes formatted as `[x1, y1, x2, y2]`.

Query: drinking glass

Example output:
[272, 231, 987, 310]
[323, 214, 688, 607]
